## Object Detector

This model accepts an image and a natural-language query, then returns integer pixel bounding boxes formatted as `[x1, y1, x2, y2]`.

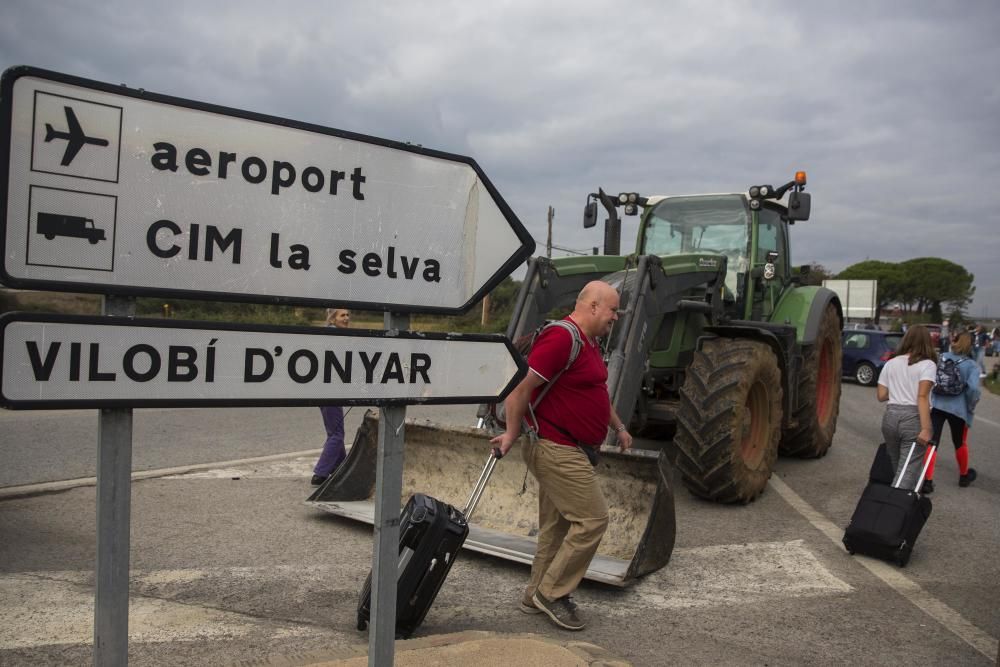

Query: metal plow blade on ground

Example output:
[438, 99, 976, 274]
[307, 410, 676, 587]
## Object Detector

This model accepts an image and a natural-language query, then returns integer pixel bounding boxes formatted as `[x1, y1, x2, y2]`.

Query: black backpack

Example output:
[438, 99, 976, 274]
[933, 357, 967, 396]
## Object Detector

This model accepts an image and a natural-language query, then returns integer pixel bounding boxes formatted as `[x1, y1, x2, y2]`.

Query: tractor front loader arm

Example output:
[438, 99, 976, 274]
[603, 255, 728, 448]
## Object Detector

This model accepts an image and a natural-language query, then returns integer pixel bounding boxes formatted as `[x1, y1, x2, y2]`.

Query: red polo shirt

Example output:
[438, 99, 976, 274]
[526, 318, 610, 447]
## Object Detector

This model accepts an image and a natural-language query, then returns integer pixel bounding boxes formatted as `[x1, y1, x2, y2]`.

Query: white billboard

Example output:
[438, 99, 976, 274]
[823, 279, 878, 320]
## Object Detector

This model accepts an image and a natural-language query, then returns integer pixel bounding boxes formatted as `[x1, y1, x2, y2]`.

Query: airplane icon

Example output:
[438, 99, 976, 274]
[44, 106, 110, 166]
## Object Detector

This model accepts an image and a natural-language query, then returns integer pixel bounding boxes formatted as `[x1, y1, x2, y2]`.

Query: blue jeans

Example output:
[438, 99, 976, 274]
[314, 406, 346, 477]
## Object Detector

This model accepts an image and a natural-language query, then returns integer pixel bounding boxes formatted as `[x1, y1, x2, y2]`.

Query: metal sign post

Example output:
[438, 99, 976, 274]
[94, 295, 134, 667]
[369, 311, 409, 666]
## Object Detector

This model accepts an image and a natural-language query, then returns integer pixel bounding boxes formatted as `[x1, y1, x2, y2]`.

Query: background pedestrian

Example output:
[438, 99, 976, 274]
[312, 308, 351, 486]
[876, 324, 937, 489]
[923, 332, 980, 492]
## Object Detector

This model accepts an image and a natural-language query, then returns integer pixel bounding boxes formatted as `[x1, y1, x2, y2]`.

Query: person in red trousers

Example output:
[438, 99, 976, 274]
[924, 332, 981, 493]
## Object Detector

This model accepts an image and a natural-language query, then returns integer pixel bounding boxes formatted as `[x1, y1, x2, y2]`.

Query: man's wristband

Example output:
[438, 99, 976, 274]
[613, 424, 627, 433]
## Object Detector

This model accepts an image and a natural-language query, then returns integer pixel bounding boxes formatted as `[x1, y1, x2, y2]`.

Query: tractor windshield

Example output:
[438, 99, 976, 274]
[641, 194, 749, 298]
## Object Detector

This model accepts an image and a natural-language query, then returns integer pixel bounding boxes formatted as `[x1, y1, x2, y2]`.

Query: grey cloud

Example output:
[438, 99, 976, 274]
[1, 0, 998, 313]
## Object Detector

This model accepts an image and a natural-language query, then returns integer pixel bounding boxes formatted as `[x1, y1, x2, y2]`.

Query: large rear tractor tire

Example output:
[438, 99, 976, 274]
[674, 338, 783, 504]
[780, 304, 842, 458]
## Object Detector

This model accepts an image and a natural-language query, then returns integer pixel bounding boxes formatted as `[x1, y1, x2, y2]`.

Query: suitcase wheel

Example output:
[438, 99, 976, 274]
[357, 617, 368, 631]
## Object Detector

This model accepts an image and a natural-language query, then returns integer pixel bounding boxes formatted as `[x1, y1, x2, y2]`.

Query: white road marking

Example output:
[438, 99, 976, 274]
[0, 571, 315, 650]
[608, 539, 852, 614]
[769, 475, 999, 661]
[161, 456, 316, 479]
[4, 545, 848, 651]
[0, 449, 321, 499]
[976, 415, 999, 429]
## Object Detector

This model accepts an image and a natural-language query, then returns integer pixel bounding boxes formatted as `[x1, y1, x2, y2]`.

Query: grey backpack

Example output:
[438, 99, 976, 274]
[487, 320, 583, 432]
[933, 357, 967, 396]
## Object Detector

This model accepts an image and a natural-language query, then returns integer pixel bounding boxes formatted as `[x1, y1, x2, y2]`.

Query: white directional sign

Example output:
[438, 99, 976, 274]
[0, 66, 534, 314]
[0, 313, 527, 408]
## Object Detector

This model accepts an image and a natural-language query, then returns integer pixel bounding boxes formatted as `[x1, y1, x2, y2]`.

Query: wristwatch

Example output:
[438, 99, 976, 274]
[614, 424, 627, 432]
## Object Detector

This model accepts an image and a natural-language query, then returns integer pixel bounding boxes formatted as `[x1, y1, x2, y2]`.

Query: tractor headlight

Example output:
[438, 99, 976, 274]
[618, 193, 640, 215]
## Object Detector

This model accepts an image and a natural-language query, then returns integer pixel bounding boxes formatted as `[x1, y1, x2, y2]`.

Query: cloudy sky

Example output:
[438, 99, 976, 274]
[3, 0, 999, 317]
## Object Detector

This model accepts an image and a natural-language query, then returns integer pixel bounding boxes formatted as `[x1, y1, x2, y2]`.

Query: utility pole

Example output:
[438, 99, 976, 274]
[546, 206, 554, 258]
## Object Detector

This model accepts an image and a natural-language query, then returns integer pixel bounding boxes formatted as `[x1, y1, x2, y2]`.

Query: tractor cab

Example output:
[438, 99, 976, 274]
[585, 172, 811, 321]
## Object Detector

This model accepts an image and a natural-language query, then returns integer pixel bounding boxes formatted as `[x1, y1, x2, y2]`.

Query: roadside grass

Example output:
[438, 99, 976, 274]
[985, 357, 1000, 396]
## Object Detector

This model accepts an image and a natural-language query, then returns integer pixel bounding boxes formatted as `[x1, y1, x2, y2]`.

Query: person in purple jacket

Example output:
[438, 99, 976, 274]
[312, 308, 351, 486]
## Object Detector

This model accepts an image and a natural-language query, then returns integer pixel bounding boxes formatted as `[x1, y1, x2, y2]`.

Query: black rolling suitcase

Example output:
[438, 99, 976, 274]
[843, 441, 936, 567]
[356, 449, 499, 638]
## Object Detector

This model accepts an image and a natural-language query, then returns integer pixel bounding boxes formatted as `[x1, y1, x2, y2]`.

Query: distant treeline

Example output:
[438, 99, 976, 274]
[0, 276, 523, 334]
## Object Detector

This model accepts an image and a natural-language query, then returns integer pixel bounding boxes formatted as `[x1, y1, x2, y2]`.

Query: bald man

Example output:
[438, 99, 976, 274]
[491, 281, 632, 631]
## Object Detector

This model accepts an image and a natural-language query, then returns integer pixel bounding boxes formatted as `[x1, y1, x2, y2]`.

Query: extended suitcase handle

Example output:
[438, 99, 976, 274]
[893, 441, 938, 492]
[462, 448, 501, 521]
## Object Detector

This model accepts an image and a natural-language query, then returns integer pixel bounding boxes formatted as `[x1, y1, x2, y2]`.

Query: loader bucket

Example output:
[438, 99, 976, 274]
[308, 410, 676, 587]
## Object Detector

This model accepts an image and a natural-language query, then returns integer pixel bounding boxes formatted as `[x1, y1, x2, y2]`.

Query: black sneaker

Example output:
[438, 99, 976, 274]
[959, 468, 977, 487]
[518, 594, 542, 615]
[311, 474, 328, 486]
[921, 479, 934, 494]
[531, 592, 585, 631]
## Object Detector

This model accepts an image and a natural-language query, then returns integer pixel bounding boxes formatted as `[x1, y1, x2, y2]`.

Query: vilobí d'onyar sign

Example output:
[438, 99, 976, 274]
[0, 66, 535, 314]
[0, 313, 527, 409]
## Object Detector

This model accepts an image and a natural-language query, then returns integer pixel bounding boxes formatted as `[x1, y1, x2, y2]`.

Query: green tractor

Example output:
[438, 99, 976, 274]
[500, 171, 843, 503]
[311, 172, 844, 586]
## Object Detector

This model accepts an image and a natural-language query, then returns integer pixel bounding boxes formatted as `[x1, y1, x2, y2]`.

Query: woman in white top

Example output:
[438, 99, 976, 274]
[876, 324, 938, 489]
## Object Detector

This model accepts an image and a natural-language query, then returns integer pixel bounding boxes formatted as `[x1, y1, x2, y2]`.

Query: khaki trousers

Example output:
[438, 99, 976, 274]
[521, 436, 609, 601]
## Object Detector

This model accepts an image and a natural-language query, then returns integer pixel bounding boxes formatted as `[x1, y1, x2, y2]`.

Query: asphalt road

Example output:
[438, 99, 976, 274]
[1, 384, 998, 665]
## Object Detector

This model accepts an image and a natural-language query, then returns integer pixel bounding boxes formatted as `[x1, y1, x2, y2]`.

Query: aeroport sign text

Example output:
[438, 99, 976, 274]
[1, 67, 534, 314]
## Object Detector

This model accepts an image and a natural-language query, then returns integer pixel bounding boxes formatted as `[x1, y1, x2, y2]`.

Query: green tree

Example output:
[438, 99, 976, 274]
[945, 306, 968, 330]
[800, 262, 834, 287]
[838, 258, 975, 324]
[897, 257, 974, 318]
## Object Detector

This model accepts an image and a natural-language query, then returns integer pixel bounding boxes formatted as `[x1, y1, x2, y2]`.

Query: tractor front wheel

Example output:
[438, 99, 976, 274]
[674, 338, 782, 504]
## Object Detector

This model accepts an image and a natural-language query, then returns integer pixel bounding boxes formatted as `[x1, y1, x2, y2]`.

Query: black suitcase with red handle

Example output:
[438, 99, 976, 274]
[843, 442, 936, 567]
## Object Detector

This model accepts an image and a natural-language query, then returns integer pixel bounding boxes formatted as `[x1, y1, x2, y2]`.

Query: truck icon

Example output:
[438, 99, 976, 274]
[37, 212, 106, 244]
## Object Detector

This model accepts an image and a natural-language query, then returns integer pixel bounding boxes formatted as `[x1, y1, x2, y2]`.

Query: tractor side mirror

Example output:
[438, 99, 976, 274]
[583, 201, 598, 228]
[786, 191, 811, 221]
